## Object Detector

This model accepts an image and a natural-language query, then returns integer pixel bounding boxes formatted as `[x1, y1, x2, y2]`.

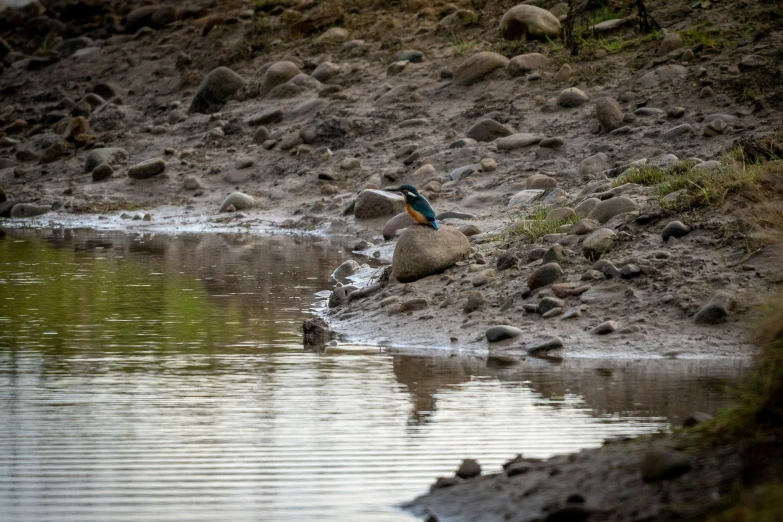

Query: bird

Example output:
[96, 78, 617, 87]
[387, 185, 438, 230]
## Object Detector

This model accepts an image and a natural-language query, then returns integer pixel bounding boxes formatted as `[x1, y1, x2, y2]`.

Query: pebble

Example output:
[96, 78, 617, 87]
[582, 228, 617, 261]
[561, 307, 582, 320]
[340, 157, 361, 170]
[234, 157, 254, 170]
[557, 87, 590, 107]
[455, 459, 481, 479]
[619, 264, 642, 279]
[593, 259, 618, 279]
[526, 173, 558, 190]
[92, 163, 114, 182]
[538, 296, 566, 315]
[590, 320, 618, 335]
[579, 153, 610, 177]
[595, 97, 624, 132]
[528, 262, 564, 290]
[486, 325, 523, 342]
[453, 52, 510, 85]
[466, 119, 513, 142]
[661, 220, 690, 241]
[128, 158, 166, 179]
[450, 138, 477, 149]
[588, 196, 638, 224]
[641, 450, 692, 482]
[542, 244, 565, 264]
[183, 176, 202, 190]
[464, 291, 486, 313]
[693, 292, 734, 324]
[480, 158, 497, 172]
[219, 192, 256, 212]
[525, 335, 564, 353]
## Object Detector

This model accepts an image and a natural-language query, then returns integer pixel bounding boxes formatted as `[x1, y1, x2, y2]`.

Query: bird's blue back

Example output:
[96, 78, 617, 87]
[411, 196, 438, 230]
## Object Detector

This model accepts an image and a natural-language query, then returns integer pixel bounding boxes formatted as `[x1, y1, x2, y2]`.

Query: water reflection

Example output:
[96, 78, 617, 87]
[0, 229, 747, 522]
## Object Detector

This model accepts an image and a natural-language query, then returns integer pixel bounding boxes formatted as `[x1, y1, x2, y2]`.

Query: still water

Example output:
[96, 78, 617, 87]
[0, 229, 746, 522]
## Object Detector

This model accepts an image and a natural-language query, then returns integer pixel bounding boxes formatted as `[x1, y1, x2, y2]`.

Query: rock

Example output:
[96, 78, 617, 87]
[526, 335, 564, 353]
[376, 85, 422, 105]
[496, 251, 518, 271]
[579, 153, 610, 176]
[486, 325, 523, 343]
[302, 317, 334, 348]
[528, 262, 563, 290]
[453, 52, 510, 85]
[682, 412, 713, 428]
[619, 264, 642, 279]
[554, 63, 573, 82]
[661, 220, 690, 241]
[582, 228, 616, 260]
[538, 296, 566, 315]
[328, 285, 357, 308]
[595, 97, 624, 132]
[593, 259, 619, 279]
[591, 18, 625, 33]
[574, 198, 600, 218]
[92, 163, 113, 182]
[508, 53, 549, 75]
[9, 203, 51, 219]
[450, 138, 477, 149]
[84, 147, 129, 172]
[395, 50, 424, 63]
[472, 269, 496, 287]
[546, 208, 575, 223]
[40, 141, 73, 164]
[383, 212, 416, 239]
[662, 124, 697, 140]
[183, 175, 201, 190]
[311, 61, 340, 82]
[253, 126, 270, 144]
[125, 6, 158, 33]
[693, 292, 734, 325]
[430, 477, 462, 491]
[261, 61, 302, 94]
[480, 158, 497, 172]
[557, 88, 589, 108]
[590, 320, 618, 335]
[333, 260, 361, 281]
[248, 108, 283, 126]
[526, 173, 557, 190]
[464, 291, 486, 313]
[569, 218, 599, 235]
[354, 189, 405, 219]
[508, 189, 545, 208]
[641, 450, 691, 482]
[392, 226, 471, 283]
[637, 65, 687, 89]
[0, 37, 10, 61]
[459, 224, 481, 237]
[450, 164, 481, 181]
[219, 192, 256, 212]
[692, 160, 722, 172]
[128, 158, 166, 179]
[541, 244, 565, 265]
[64, 116, 89, 141]
[740, 55, 768, 68]
[455, 459, 481, 479]
[497, 133, 545, 151]
[340, 157, 360, 170]
[466, 119, 513, 142]
[657, 33, 683, 56]
[499, 5, 561, 40]
[588, 197, 638, 224]
[189, 66, 246, 114]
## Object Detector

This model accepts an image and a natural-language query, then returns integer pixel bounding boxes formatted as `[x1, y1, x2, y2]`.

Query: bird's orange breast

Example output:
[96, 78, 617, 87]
[406, 204, 429, 224]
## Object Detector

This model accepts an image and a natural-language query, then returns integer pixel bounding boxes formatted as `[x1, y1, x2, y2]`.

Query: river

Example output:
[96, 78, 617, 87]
[0, 228, 747, 521]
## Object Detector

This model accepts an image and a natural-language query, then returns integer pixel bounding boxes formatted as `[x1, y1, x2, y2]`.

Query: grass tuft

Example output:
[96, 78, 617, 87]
[450, 33, 479, 55]
[504, 207, 579, 244]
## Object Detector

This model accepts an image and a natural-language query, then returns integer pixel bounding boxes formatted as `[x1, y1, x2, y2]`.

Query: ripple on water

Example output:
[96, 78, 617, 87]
[0, 230, 747, 522]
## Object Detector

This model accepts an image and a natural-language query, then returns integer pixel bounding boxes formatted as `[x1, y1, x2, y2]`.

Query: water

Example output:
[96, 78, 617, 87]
[0, 229, 747, 522]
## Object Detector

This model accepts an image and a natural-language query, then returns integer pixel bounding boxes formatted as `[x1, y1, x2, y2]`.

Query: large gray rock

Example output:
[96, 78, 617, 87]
[261, 61, 302, 94]
[508, 189, 545, 208]
[9, 203, 52, 218]
[302, 317, 335, 348]
[499, 5, 561, 40]
[508, 53, 549, 75]
[657, 33, 683, 57]
[383, 212, 416, 239]
[219, 192, 256, 212]
[528, 262, 563, 290]
[354, 189, 405, 219]
[128, 158, 166, 179]
[453, 52, 510, 85]
[189, 67, 246, 114]
[588, 196, 638, 223]
[311, 61, 340, 82]
[497, 133, 545, 151]
[466, 119, 513, 142]
[637, 64, 687, 89]
[557, 87, 590, 107]
[595, 97, 624, 132]
[641, 450, 691, 483]
[392, 226, 470, 283]
[579, 153, 610, 176]
[582, 228, 616, 260]
[694, 292, 735, 324]
[526, 173, 557, 190]
[84, 147, 129, 172]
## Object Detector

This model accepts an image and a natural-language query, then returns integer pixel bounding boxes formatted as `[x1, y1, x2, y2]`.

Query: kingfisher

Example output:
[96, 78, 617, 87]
[387, 185, 438, 230]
